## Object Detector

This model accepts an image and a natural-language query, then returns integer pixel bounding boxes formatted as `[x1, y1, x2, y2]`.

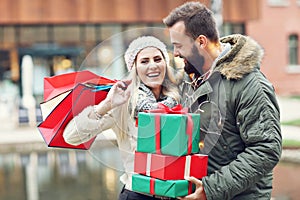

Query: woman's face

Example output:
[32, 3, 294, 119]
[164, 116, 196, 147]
[135, 47, 167, 90]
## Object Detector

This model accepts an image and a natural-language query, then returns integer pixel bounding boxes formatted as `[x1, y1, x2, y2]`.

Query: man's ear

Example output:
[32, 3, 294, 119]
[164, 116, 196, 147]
[196, 35, 207, 48]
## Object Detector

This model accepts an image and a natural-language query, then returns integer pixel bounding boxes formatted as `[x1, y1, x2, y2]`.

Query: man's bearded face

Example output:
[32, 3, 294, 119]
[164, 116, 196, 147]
[183, 44, 205, 77]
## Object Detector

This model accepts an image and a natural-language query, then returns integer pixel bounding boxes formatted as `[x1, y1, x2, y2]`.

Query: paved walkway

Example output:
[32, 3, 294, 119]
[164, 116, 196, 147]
[277, 96, 300, 141]
[0, 95, 299, 147]
[0, 125, 116, 145]
[277, 96, 300, 122]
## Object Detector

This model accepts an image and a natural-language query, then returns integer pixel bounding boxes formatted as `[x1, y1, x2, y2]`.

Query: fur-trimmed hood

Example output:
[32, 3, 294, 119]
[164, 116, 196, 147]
[215, 34, 264, 80]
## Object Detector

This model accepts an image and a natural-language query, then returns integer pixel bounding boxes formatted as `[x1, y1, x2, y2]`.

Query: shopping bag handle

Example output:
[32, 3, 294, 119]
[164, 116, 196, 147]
[91, 85, 113, 92]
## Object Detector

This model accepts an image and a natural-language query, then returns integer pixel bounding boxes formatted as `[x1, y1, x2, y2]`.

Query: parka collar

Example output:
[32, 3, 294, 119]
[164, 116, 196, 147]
[182, 80, 213, 109]
[215, 34, 264, 80]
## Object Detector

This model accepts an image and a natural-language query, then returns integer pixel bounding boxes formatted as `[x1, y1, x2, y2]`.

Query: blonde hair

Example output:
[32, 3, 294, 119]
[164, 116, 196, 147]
[129, 62, 182, 117]
[117, 51, 184, 140]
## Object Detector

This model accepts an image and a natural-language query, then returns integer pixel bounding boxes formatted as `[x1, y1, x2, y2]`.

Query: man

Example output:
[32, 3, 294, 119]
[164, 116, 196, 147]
[163, 2, 282, 200]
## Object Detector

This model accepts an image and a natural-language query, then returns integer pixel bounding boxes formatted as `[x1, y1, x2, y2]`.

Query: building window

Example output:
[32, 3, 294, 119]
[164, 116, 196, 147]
[83, 24, 97, 43]
[0, 50, 10, 81]
[0, 26, 16, 45]
[289, 34, 298, 65]
[53, 25, 80, 45]
[268, 0, 289, 7]
[287, 34, 300, 73]
[222, 23, 245, 36]
[19, 25, 48, 45]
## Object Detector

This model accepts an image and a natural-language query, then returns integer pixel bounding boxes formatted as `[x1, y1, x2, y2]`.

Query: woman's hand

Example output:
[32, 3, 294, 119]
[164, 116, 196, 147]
[106, 80, 132, 108]
[93, 80, 132, 116]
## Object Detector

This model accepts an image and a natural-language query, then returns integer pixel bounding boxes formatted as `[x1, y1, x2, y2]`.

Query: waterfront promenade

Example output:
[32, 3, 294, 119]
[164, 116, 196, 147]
[0, 96, 300, 161]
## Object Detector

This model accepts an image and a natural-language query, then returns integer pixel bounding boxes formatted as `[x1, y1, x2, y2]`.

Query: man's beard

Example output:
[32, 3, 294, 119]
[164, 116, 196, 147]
[184, 60, 201, 77]
[183, 45, 204, 78]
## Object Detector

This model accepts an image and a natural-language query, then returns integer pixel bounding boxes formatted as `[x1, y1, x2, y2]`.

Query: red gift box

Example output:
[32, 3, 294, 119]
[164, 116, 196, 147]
[134, 151, 208, 180]
[38, 71, 116, 149]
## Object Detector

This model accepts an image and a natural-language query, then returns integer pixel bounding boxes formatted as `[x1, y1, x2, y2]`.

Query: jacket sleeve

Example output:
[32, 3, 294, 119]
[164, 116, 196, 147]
[202, 72, 282, 199]
[63, 105, 115, 145]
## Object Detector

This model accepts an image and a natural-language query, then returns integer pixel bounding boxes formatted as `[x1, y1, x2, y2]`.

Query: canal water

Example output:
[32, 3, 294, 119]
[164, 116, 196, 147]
[0, 139, 124, 200]
[0, 139, 299, 200]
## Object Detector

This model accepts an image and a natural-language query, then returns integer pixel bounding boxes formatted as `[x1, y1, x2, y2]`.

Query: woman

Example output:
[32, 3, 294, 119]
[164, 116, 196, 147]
[63, 36, 183, 199]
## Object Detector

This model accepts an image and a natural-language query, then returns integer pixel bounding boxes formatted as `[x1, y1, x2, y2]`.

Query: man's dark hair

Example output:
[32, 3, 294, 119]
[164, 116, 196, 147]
[163, 1, 219, 42]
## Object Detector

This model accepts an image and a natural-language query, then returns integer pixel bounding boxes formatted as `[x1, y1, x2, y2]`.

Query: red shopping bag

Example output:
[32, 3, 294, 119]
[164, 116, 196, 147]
[38, 71, 116, 150]
[43, 70, 115, 101]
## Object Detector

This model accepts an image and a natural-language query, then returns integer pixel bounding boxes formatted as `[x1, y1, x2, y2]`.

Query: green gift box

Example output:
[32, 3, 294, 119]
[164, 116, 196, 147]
[132, 174, 195, 198]
[137, 111, 200, 156]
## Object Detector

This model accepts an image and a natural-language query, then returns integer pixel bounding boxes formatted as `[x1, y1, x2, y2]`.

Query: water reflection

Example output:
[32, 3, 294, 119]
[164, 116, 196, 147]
[0, 144, 123, 200]
[1, 142, 300, 200]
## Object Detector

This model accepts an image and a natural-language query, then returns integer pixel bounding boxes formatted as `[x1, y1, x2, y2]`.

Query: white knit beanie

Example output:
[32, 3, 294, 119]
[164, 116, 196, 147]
[124, 36, 170, 71]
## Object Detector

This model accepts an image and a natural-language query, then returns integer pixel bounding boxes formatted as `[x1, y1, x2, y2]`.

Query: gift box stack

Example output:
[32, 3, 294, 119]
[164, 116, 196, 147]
[132, 104, 208, 198]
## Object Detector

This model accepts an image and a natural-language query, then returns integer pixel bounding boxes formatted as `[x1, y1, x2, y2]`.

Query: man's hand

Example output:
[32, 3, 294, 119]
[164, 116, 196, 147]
[179, 176, 207, 200]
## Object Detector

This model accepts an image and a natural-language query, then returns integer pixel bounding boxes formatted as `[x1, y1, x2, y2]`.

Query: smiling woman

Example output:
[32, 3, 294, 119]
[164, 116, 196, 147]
[135, 47, 166, 99]
[62, 36, 184, 200]
[123, 36, 182, 117]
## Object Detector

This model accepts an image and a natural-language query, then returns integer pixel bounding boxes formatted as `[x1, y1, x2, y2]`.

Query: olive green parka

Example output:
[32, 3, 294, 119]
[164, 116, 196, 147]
[181, 34, 282, 200]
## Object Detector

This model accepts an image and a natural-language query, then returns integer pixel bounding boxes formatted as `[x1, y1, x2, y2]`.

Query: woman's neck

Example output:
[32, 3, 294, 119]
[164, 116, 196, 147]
[152, 86, 162, 100]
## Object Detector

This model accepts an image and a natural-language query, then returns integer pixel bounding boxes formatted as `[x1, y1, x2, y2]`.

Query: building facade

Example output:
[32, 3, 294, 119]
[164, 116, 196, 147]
[246, 0, 300, 96]
[0, 0, 297, 125]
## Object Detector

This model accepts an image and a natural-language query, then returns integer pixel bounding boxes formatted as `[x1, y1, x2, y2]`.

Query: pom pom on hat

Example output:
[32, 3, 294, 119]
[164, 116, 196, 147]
[124, 36, 170, 71]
